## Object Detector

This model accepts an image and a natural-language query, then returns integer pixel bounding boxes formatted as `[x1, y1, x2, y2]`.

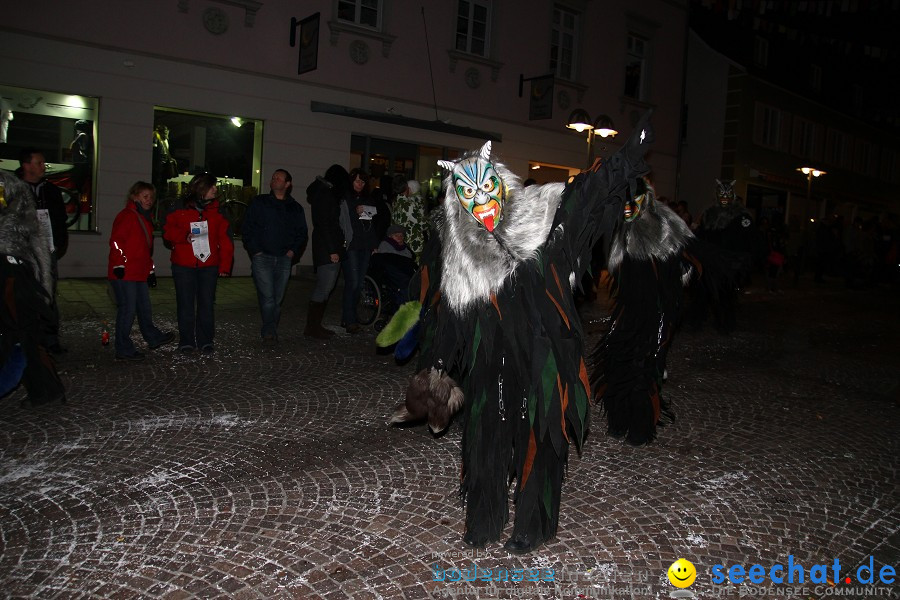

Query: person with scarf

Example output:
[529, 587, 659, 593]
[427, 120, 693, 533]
[107, 182, 175, 360]
[162, 173, 234, 354]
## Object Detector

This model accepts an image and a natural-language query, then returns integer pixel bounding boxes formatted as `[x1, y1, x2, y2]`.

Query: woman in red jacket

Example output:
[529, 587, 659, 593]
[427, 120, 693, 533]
[163, 173, 234, 354]
[108, 181, 175, 360]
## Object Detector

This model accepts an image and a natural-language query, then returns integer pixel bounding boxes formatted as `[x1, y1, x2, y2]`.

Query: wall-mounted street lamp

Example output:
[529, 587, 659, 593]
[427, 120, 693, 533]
[797, 166, 826, 220]
[566, 109, 618, 167]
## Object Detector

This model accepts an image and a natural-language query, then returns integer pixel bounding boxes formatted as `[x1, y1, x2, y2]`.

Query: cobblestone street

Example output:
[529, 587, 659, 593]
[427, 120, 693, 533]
[1, 272, 897, 599]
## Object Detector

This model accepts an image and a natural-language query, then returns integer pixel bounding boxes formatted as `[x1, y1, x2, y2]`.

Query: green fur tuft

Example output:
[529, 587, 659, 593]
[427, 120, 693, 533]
[376, 301, 422, 347]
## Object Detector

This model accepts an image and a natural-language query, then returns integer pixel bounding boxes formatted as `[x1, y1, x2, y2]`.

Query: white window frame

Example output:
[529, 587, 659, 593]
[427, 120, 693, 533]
[624, 31, 649, 100]
[455, 0, 492, 57]
[336, 0, 382, 30]
[550, 5, 579, 81]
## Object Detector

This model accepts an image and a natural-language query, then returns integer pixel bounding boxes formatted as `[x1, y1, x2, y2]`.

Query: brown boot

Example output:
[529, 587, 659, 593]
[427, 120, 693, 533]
[304, 301, 333, 339]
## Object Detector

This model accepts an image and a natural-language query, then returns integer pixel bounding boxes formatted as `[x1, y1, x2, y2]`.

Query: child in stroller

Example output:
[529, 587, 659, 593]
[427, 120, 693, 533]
[357, 225, 417, 330]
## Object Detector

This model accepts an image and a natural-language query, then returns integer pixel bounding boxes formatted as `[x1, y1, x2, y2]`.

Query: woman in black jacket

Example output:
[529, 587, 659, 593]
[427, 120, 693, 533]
[304, 164, 349, 339]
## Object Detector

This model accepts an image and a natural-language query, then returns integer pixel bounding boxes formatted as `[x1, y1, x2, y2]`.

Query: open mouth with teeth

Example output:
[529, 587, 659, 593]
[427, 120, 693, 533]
[473, 200, 501, 231]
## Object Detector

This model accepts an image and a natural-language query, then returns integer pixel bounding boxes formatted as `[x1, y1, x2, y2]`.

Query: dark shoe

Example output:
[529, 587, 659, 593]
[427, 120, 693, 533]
[262, 335, 277, 346]
[148, 332, 176, 350]
[462, 530, 488, 549]
[178, 345, 195, 354]
[200, 345, 214, 354]
[304, 301, 332, 340]
[21, 391, 67, 408]
[345, 323, 361, 334]
[503, 532, 544, 554]
[47, 344, 68, 355]
[115, 352, 146, 361]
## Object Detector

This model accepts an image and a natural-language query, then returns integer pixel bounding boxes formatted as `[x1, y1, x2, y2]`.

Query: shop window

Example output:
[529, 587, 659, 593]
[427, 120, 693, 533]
[350, 135, 462, 211]
[0, 84, 98, 231]
[152, 107, 263, 236]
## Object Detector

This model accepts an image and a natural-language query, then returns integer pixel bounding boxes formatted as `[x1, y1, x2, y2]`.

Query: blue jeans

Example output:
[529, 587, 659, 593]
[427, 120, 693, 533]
[110, 279, 167, 356]
[171, 264, 219, 349]
[342, 249, 371, 326]
[251, 253, 292, 338]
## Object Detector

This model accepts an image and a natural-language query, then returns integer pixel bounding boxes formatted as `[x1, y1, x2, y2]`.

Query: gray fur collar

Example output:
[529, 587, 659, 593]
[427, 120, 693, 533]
[609, 200, 694, 273]
[0, 172, 54, 298]
[439, 157, 563, 314]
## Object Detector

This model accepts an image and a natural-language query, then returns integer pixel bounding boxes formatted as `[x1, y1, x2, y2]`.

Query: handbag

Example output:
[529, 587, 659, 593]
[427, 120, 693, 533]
[767, 250, 785, 267]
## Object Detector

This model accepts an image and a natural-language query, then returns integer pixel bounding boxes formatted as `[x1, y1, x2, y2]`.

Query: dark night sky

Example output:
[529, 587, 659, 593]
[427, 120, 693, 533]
[690, 0, 900, 134]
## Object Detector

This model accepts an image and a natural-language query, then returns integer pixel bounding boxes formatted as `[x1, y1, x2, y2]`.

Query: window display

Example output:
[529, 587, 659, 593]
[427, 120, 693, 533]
[152, 107, 263, 236]
[0, 84, 98, 231]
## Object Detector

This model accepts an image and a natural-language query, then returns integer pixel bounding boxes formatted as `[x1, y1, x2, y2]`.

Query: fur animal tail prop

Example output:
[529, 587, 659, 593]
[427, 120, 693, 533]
[390, 367, 464, 435]
[375, 300, 422, 347]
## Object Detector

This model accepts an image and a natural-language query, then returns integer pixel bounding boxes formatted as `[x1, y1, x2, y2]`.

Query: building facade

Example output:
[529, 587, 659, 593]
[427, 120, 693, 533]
[681, 2, 900, 234]
[1, 0, 688, 277]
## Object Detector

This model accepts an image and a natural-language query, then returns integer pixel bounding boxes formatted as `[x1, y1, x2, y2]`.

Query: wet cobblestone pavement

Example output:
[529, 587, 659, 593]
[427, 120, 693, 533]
[1, 273, 897, 599]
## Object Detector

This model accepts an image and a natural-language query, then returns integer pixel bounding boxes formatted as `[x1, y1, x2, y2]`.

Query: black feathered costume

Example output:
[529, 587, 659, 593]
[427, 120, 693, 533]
[0, 171, 65, 405]
[589, 171, 736, 447]
[386, 114, 659, 553]
[697, 179, 761, 287]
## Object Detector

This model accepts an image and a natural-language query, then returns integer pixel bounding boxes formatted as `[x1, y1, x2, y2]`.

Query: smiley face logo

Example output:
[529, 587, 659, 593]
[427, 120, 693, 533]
[667, 558, 697, 588]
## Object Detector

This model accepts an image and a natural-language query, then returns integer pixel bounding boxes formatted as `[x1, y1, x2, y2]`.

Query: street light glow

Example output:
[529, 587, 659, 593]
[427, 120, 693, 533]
[566, 109, 618, 166]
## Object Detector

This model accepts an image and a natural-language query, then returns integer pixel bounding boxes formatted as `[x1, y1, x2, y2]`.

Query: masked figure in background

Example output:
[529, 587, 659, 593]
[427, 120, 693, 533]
[590, 175, 733, 446]
[379, 114, 658, 553]
[0, 98, 12, 145]
[0, 172, 66, 406]
[697, 179, 761, 289]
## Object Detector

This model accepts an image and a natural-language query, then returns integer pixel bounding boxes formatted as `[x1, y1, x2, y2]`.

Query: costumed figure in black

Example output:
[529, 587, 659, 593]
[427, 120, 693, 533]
[379, 114, 659, 553]
[589, 169, 735, 446]
[0, 171, 66, 406]
[697, 179, 760, 288]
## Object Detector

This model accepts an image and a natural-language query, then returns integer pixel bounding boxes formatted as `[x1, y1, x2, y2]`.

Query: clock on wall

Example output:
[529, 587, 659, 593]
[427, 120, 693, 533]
[203, 7, 229, 35]
[349, 40, 370, 65]
[465, 68, 481, 89]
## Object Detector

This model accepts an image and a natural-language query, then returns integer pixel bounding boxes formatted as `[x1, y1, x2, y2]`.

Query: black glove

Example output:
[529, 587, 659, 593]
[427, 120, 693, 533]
[147, 272, 157, 288]
[113, 266, 125, 280]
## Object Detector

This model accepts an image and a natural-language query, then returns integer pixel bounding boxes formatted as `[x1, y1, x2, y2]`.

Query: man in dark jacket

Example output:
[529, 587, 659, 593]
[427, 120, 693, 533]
[242, 169, 308, 344]
[303, 165, 349, 339]
[19, 148, 68, 354]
